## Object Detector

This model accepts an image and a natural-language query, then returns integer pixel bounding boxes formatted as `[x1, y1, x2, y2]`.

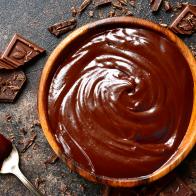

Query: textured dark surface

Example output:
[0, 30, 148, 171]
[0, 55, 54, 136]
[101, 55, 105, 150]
[0, 0, 195, 196]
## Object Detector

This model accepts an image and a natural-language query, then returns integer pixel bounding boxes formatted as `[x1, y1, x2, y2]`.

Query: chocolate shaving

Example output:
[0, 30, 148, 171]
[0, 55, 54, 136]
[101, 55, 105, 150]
[21, 131, 37, 153]
[112, 1, 123, 10]
[170, 4, 196, 35]
[0, 70, 26, 102]
[94, 0, 112, 7]
[164, 1, 172, 12]
[44, 154, 59, 165]
[118, 0, 128, 6]
[78, 0, 92, 15]
[150, 0, 163, 12]
[48, 18, 77, 37]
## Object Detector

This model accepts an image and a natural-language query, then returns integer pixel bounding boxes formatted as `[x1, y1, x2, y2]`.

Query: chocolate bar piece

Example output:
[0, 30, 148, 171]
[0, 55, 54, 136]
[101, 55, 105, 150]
[0, 70, 26, 102]
[94, 0, 112, 7]
[1, 34, 45, 69]
[150, 0, 163, 12]
[170, 4, 196, 35]
[48, 18, 77, 37]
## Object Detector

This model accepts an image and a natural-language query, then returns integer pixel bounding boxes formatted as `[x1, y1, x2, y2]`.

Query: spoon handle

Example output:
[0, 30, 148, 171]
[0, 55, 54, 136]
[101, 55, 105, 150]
[12, 166, 43, 196]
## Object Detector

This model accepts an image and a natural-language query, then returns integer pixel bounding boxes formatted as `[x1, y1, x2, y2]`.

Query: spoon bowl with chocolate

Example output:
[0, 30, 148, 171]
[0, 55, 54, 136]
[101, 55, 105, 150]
[38, 17, 196, 187]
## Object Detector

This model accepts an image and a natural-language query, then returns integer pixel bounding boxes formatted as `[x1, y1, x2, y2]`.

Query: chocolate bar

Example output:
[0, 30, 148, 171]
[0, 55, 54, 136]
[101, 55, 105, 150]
[170, 4, 196, 35]
[0, 70, 26, 102]
[0, 34, 45, 69]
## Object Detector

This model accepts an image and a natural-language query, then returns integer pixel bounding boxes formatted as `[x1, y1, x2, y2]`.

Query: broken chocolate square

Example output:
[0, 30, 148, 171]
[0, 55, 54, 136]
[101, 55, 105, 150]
[1, 34, 45, 69]
[0, 70, 26, 102]
[170, 4, 196, 35]
[48, 18, 77, 37]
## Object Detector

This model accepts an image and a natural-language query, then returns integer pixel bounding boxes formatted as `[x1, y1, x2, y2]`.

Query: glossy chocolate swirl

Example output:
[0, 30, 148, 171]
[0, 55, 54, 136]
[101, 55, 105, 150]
[48, 28, 193, 178]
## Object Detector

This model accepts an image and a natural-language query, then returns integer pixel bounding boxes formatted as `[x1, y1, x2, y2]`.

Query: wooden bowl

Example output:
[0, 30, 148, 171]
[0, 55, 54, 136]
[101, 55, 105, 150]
[38, 17, 196, 187]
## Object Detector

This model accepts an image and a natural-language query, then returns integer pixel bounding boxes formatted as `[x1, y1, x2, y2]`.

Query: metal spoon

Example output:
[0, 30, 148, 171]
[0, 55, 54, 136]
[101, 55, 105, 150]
[0, 145, 43, 196]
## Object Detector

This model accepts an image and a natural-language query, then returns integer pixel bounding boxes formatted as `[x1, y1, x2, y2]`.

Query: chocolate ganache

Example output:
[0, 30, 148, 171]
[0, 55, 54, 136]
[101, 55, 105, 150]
[48, 27, 193, 178]
[0, 133, 12, 169]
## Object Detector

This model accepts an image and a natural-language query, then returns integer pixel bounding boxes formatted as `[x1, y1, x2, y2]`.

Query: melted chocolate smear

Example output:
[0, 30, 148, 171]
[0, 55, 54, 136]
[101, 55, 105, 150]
[48, 28, 193, 178]
[0, 133, 12, 169]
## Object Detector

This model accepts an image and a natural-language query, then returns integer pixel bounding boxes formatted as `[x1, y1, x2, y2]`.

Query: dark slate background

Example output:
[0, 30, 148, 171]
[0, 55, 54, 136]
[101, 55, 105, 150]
[0, 0, 195, 195]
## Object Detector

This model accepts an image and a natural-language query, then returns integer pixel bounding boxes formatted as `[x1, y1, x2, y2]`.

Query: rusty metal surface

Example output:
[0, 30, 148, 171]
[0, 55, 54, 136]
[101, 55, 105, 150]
[0, 0, 195, 195]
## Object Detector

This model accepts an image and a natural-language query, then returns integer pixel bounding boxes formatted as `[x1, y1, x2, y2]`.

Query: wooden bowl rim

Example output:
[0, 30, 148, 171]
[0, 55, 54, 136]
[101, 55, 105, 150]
[38, 17, 196, 187]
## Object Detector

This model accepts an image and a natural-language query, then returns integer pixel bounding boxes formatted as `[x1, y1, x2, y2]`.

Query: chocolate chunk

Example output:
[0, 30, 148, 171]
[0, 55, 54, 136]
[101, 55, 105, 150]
[48, 18, 77, 37]
[94, 0, 112, 7]
[170, 5, 196, 35]
[0, 70, 26, 102]
[164, 1, 172, 12]
[1, 34, 45, 69]
[78, 0, 92, 15]
[150, 0, 163, 12]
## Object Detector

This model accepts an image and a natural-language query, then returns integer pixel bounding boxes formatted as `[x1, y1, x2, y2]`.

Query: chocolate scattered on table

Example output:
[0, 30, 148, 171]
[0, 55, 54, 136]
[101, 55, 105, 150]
[0, 34, 45, 69]
[0, 70, 26, 103]
[48, 18, 77, 37]
[170, 4, 196, 35]
[150, 0, 163, 12]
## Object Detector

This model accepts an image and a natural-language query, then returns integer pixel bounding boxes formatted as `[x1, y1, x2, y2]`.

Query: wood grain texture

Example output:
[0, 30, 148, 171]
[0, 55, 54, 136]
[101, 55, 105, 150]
[38, 17, 196, 188]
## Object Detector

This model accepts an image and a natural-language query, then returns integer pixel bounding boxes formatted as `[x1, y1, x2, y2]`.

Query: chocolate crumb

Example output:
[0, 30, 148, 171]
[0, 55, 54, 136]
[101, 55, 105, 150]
[164, 1, 172, 12]
[35, 177, 45, 189]
[20, 127, 27, 135]
[71, 6, 78, 17]
[6, 114, 12, 121]
[44, 154, 59, 165]
[160, 23, 168, 27]
[89, 10, 94, 17]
